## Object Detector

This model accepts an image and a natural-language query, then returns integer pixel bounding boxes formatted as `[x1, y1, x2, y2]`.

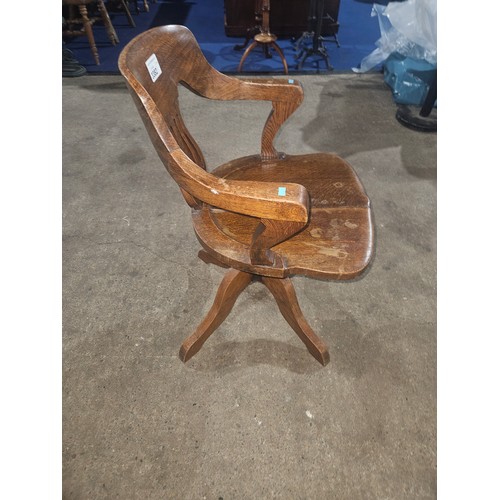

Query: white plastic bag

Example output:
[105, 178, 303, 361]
[353, 0, 437, 73]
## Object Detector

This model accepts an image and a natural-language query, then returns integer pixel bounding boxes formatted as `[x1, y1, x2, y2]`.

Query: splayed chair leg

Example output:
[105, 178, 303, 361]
[237, 40, 259, 72]
[179, 269, 253, 362]
[261, 276, 330, 365]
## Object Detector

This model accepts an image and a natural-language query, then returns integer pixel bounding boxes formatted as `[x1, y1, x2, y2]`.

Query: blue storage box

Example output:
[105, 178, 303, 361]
[384, 52, 437, 106]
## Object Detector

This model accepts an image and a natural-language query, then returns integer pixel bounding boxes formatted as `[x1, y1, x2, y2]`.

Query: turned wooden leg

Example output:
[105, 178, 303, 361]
[120, 0, 135, 28]
[271, 41, 289, 74]
[97, 0, 119, 45]
[238, 40, 259, 72]
[180, 269, 253, 362]
[78, 5, 99, 65]
[262, 276, 330, 365]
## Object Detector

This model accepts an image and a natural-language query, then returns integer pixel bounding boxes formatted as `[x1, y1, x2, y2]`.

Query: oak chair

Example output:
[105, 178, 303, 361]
[118, 25, 374, 366]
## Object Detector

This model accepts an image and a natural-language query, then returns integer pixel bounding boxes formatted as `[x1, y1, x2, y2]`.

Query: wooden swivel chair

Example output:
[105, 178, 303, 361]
[118, 25, 374, 366]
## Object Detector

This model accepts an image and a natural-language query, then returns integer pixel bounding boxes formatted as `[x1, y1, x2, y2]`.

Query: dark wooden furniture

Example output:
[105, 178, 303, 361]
[118, 25, 374, 366]
[237, 0, 288, 74]
[106, 0, 136, 27]
[224, 0, 340, 39]
[62, 0, 119, 65]
[133, 0, 156, 14]
[296, 0, 335, 70]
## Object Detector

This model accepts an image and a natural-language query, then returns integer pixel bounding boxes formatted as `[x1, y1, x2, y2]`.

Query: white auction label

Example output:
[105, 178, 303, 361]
[145, 53, 162, 82]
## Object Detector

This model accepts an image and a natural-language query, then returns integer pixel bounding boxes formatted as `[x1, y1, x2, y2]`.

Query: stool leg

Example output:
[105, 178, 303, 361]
[271, 41, 289, 74]
[78, 4, 99, 65]
[238, 40, 259, 72]
[120, 0, 135, 28]
[97, 0, 119, 45]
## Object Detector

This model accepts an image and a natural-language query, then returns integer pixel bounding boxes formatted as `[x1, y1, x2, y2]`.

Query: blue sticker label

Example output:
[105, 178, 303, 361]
[278, 187, 287, 196]
[288, 79, 294, 84]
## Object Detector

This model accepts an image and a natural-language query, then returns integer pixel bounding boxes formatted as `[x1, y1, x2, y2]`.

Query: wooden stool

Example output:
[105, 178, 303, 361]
[62, 0, 119, 65]
[238, 0, 288, 74]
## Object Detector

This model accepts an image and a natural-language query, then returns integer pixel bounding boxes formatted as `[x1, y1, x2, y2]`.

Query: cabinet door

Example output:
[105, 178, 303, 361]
[224, 0, 256, 37]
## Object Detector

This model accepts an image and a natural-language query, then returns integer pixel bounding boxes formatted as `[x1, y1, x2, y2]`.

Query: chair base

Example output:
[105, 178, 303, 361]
[237, 37, 289, 75]
[179, 253, 330, 366]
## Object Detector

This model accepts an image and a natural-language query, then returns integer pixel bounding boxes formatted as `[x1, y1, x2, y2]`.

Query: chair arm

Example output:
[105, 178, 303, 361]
[188, 73, 304, 105]
[221, 77, 305, 160]
[170, 148, 309, 266]
[171, 149, 309, 223]
[185, 75, 304, 160]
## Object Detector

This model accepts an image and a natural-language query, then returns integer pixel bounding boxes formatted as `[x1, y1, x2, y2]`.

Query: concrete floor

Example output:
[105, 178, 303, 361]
[63, 73, 436, 499]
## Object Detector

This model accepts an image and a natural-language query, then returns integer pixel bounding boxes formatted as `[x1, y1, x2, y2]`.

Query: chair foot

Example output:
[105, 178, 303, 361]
[261, 276, 330, 365]
[179, 269, 253, 362]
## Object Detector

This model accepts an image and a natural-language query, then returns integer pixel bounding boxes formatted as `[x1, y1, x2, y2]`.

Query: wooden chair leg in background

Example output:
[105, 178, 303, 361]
[96, 0, 119, 44]
[78, 4, 100, 65]
[262, 276, 330, 366]
[133, 0, 151, 13]
[179, 269, 253, 362]
[120, 0, 136, 28]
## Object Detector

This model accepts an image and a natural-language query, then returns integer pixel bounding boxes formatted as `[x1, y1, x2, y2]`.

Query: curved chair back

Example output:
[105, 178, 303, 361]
[118, 25, 306, 211]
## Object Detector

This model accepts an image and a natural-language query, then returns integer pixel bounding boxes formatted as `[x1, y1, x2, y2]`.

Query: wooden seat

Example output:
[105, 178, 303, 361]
[118, 25, 374, 365]
[62, 0, 119, 65]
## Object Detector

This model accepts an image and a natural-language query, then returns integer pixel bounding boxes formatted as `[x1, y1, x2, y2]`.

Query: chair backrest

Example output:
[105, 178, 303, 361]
[118, 25, 306, 212]
[118, 24, 212, 202]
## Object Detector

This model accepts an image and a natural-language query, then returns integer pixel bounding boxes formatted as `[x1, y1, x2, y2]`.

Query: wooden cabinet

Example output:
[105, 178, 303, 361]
[224, 0, 340, 38]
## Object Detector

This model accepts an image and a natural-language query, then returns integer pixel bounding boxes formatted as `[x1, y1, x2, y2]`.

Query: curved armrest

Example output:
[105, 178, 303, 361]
[184, 74, 304, 160]
[186, 72, 304, 104]
[170, 149, 310, 223]
[171, 148, 309, 267]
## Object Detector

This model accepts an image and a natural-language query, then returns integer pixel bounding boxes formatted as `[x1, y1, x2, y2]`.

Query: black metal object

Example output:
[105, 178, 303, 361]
[396, 70, 437, 132]
[295, 0, 338, 71]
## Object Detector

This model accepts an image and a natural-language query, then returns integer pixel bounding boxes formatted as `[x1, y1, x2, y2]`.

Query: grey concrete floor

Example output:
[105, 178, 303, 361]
[63, 73, 436, 499]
